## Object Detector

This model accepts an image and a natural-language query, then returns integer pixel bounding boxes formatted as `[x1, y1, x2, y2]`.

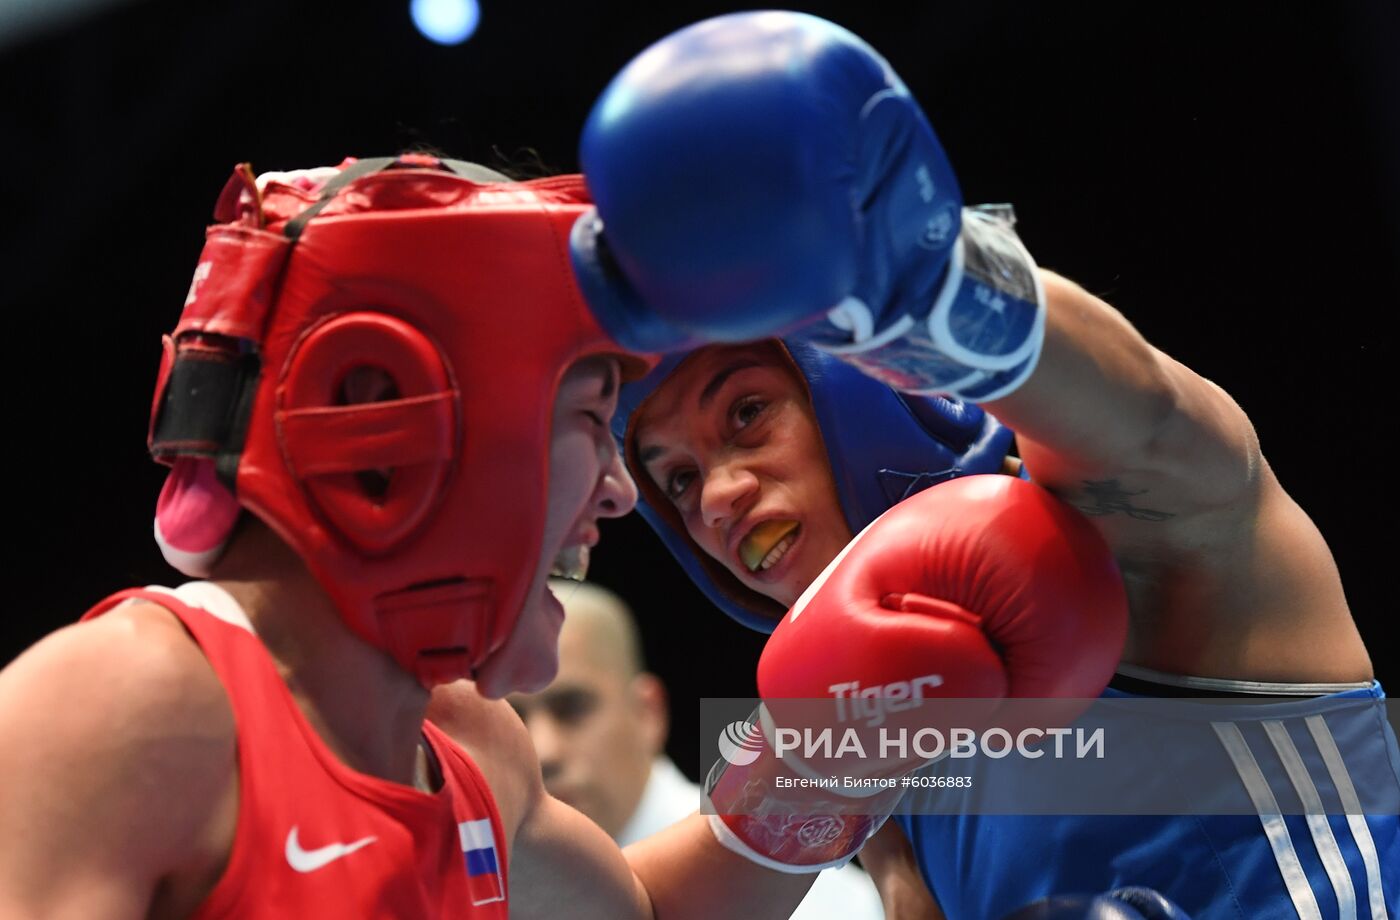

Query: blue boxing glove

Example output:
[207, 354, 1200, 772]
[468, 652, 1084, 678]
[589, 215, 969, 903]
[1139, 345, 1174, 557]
[571, 11, 1045, 400]
[1000, 887, 1193, 920]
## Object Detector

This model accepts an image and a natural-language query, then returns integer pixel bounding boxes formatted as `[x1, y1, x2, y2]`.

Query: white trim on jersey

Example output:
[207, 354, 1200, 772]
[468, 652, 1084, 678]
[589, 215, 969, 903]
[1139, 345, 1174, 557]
[141, 582, 255, 632]
[1116, 663, 1372, 697]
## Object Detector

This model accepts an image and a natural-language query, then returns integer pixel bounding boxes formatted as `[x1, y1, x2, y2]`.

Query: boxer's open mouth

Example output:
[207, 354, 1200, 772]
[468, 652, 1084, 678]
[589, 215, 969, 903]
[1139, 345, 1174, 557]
[550, 544, 591, 581]
[739, 520, 801, 572]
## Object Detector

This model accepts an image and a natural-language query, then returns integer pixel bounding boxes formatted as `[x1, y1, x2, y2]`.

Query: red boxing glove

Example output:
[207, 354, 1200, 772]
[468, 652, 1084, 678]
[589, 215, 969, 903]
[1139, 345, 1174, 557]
[708, 475, 1128, 871]
[760, 474, 1127, 704]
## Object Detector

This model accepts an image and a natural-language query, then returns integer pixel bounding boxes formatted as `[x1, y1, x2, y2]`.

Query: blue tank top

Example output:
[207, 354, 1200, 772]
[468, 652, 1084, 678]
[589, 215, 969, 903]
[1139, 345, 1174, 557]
[895, 680, 1399, 919]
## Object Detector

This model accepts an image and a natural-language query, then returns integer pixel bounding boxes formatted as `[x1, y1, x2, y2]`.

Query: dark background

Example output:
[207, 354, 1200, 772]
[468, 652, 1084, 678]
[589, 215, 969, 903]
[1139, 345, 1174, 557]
[3, 0, 1396, 775]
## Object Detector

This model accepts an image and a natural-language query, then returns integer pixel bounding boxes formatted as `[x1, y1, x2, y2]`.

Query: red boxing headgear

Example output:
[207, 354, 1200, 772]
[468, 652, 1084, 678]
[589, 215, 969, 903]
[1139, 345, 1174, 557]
[149, 156, 653, 687]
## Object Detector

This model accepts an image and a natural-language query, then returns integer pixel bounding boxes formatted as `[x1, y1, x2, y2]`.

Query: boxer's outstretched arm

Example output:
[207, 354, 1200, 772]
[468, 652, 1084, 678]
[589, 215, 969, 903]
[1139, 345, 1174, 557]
[505, 784, 654, 918]
[858, 820, 946, 920]
[623, 812, 817, 918]
[512, 801, 814, 920]
[985, 271, 1371, 680]
[985, 270, 1257, 510]
[0, 605, 235, 919]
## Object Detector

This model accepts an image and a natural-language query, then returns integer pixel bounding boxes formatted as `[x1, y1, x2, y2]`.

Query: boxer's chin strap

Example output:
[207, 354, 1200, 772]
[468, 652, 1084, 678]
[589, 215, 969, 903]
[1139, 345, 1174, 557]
[374, 579, 496, 689]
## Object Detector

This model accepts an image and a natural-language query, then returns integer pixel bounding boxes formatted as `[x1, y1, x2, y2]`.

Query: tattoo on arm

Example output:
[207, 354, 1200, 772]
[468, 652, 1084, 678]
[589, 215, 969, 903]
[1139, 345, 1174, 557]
[1074, 479, 1175, 521]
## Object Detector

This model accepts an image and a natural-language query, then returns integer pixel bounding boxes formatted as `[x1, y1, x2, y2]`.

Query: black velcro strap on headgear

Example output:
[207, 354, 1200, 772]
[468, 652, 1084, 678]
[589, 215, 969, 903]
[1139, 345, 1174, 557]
[150, 343, 261, 485]
[281, 156, 513, 242]
[281, 156, 398, 241]
[438, 159, 512, 183]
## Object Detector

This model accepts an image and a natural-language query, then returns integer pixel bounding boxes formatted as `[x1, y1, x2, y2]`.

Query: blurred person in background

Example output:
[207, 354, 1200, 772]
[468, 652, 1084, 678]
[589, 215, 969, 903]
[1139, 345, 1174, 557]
[509, 578, 886, 920]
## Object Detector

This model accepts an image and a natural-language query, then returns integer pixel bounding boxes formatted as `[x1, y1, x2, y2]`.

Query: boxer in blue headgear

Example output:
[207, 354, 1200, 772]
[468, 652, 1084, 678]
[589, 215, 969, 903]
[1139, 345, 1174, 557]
[583, 12, 1397, 919]
[613, 338, 1016, 632]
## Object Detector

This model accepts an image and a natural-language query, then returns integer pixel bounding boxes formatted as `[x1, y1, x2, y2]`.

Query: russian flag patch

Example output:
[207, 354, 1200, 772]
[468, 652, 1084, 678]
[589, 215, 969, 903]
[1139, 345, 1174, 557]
[458, 818, 504, 905]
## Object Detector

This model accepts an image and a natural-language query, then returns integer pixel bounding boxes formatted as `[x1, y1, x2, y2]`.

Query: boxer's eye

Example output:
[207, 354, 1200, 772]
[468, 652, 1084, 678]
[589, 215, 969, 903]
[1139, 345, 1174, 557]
[547, 689, 598, 726]
[665, 468, 696, 499]
[731, 398, 766, 430]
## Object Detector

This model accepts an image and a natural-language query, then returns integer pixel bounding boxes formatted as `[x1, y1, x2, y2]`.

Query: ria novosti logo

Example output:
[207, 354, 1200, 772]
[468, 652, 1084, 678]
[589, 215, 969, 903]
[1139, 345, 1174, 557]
[716, 719, 765, 766]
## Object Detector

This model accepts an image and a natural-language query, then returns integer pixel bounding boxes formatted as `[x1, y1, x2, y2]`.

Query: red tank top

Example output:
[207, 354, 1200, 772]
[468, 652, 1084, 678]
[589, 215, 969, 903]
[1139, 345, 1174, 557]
[83, 584, 510, 919]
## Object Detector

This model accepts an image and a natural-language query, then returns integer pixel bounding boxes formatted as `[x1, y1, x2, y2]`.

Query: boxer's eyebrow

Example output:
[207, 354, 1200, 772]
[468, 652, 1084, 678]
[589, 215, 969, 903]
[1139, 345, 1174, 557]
[698, 359, 761, 409]
[635, 357, 762, 464]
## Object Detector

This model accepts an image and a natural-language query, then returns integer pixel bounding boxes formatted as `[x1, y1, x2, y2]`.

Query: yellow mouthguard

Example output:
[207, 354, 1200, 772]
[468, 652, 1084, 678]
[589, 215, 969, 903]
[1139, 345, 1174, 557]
[739, 520, 800, 571]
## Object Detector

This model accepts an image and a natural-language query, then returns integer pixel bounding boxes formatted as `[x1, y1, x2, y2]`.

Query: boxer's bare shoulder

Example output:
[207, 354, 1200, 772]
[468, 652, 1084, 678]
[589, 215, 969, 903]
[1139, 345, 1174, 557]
[0, 602, 236, 918]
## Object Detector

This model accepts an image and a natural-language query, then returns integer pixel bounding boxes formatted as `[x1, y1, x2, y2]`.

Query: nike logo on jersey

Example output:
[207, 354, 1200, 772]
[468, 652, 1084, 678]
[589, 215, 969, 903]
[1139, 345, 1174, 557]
[284, 826, 378, 873]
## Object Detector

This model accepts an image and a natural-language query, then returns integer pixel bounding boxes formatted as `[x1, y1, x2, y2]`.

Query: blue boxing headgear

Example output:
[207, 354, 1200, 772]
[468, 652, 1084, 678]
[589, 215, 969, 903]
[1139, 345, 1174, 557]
[614, 339, 1016, 632]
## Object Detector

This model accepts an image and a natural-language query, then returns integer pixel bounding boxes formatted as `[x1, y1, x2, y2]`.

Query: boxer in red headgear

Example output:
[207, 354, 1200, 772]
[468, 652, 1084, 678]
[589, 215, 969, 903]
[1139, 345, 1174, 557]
[0, 156, 822, 919]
